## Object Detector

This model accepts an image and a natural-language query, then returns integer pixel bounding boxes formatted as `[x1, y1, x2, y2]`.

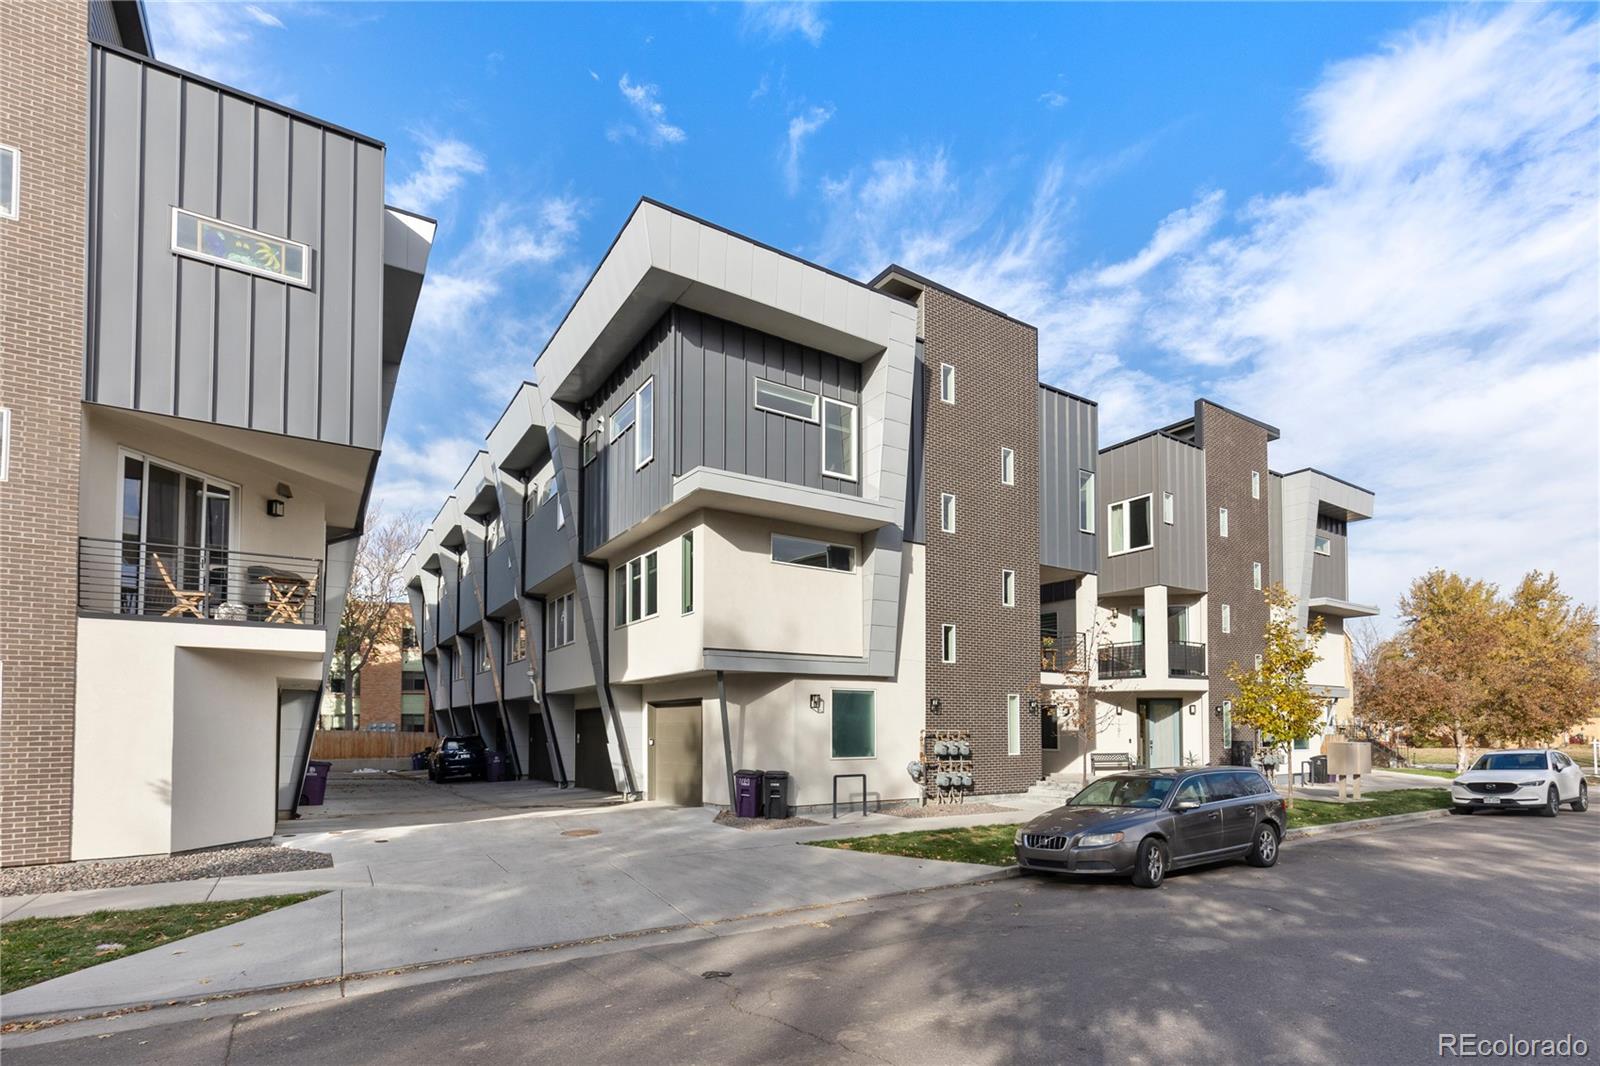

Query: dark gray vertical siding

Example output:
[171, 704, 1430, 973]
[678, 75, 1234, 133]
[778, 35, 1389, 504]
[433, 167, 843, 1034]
[1310, 527, 1348, 600]
[579, 314, 675, 555]
[87, 1, 121, 45]
[1097, 436, 1160, 596]
[1096, 434, 1207, 596]
[1038, 387, 1097, 574]
[675, 307, 861, 497]
[904, 341, 927, 543]
[85, 47, 387, 450]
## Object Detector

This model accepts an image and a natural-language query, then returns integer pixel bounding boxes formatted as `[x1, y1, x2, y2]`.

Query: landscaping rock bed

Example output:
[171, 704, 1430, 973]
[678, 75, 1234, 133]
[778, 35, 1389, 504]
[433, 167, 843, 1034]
[0, 844, 332, 896]
[712, 811, 823, 831]
[877, 803, 1016, 819]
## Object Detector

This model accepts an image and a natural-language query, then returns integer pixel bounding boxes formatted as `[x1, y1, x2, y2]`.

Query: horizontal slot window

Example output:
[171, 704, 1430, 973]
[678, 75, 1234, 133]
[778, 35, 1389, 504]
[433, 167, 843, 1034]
[753, 378, 819, 423]
[771, 534, 853, 572]
[171, 208, 309, 287]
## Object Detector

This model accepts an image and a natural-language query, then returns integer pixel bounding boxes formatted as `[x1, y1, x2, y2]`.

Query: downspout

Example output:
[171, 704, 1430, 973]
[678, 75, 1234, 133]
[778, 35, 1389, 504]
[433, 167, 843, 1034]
[717, 670, 735, 810]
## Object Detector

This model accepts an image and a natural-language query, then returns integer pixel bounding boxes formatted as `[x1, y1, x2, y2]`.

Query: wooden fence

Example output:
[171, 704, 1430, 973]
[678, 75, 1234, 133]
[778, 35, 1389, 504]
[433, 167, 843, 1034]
[311, 731, 438, 760]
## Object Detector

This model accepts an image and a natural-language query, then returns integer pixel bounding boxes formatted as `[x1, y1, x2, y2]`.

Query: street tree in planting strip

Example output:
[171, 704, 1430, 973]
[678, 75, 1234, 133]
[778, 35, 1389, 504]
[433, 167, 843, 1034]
[1227, 584, 1324, 807]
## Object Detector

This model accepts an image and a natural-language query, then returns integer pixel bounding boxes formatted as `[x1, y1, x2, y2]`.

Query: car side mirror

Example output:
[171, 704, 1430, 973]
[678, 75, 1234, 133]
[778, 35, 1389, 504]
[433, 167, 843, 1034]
[1173, 799, 1200, 812]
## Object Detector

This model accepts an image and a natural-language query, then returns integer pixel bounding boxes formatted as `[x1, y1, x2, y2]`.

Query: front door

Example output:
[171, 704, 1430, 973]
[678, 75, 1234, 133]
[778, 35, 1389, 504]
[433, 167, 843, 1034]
[1040, 704, 1060, 751]
[648, 704, 703, 806]
[1140, 699, 1182, 768]
[574, 708, 614, 791]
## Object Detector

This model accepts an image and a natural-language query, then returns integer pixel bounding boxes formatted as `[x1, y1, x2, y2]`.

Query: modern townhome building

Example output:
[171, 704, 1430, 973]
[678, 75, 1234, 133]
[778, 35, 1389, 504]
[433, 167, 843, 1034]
[0, 1, 432, 865]
[404, 199, 1373, 810]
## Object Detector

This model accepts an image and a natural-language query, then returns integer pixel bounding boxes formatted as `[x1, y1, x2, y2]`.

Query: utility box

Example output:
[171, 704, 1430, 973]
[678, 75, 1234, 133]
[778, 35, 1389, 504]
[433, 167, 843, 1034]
[1324, 740, 1372, 777]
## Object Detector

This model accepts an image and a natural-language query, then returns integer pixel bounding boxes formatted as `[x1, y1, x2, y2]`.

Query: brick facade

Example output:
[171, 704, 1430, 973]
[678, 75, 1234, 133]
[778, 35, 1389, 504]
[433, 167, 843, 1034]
[354, 657, 432, 732]
[920, 287, 1042, 795]
[1197, 402, 1272, 762]
[0, 1, 87, 866]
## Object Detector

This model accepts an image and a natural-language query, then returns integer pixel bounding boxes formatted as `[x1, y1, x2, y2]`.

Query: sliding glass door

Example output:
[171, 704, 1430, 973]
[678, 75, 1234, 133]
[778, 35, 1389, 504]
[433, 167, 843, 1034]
[120, 452, 236, 617]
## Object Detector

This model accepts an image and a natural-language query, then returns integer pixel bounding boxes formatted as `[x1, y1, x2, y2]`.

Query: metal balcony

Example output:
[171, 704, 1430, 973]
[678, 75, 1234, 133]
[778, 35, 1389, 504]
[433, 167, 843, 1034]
[78, 537, 323, 625]
[1169, 640, 1207, 678]
[1040, 632, 1088, 673]
[1098, 641, 1146, 680]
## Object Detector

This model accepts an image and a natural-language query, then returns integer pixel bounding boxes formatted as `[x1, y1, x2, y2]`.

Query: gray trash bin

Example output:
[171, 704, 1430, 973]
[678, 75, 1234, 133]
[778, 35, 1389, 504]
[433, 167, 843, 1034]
[1309, 755, 1329, 784]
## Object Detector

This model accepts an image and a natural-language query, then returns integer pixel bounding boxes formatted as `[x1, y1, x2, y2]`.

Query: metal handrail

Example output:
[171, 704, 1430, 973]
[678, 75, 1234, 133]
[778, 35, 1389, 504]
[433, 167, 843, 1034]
[1168, 640, 1207, 678]
[1040, 632, 1088, 673]
[77, 536, 323, 625]
[1098, 641, 1146, 679]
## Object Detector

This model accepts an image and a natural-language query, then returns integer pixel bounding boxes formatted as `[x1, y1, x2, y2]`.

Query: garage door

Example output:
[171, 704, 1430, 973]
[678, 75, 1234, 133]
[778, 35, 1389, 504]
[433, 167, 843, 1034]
[574, 708, 614, 792]
[648, 703, 702, 806]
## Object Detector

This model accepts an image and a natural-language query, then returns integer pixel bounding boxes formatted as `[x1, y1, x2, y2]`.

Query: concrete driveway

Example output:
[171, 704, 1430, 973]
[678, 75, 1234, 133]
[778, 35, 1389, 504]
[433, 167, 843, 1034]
[1, 774, 1039, 1020]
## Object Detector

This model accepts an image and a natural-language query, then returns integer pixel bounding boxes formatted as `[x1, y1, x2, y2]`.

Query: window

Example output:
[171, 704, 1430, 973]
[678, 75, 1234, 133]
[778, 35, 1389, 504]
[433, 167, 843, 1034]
[581, 431, 601, 465]
[1001, 569, 1016, 607]
[614, 550, 659, 626]
[1007, 695, 1021, 756]
[771, 534, 853, 571]
[452, 650, 464, 681]
[822, 397, 857, 480]
[939, 363, 956, 403]
[458, 547, 471, 577]
[401, 673, 427, 692]
[0, 145, 18, 220]
[510, 620, 527, 661]
[547, 592, 575, 648]
[941, 624, 957, 663]
[681, 533, 694, 614]
[1252, 562, 1262, 591]
[401, 693, 427, 732]
[1078, 470, 1095, 533]
[610, 393, 636, 440]
[1162, 491, 1175, 525]
[635, 378, 654, 467]
[484, 514, 505, 553]
[1254, 654, 1263, 672]
[1314, 535, 1332, 556]
[1221, 604, 1232, 634]
[1107, 494, 1153, 555]
[401, 625, 417, 649]
[831, 690, 875, 758]
[0, 406, 9, 481]
[753, 378, 819, 422]
[524, 488, 539, 521]
[940, 493, 956, 533]
[171, 207, 309, 286]
[1221, 700, 1233, 745]
[477, 637, 491, 673]
[1251, 470, 1261, 500]
[1218, 507, 1229, 538]
[1173, 777, 1206, 807]
[1000, 448, 1015, 486]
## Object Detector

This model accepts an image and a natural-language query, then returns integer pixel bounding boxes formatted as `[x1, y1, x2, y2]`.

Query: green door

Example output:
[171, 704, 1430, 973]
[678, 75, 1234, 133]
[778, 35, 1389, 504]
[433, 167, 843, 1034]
[1141, 699, 1183, 768]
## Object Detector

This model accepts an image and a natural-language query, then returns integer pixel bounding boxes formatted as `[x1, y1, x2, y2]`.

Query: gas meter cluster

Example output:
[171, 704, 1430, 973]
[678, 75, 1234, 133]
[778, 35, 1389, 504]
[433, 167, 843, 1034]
[920, 729, 976, 805]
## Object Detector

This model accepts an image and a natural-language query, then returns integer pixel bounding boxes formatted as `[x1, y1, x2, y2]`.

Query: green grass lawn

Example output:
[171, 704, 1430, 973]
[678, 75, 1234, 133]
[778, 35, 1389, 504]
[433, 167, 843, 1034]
[1402, 744, 1596, 769]
[1381, 766, 1458, 779]
[807, 789, 1454, 868]
[0, 893, 323, 994]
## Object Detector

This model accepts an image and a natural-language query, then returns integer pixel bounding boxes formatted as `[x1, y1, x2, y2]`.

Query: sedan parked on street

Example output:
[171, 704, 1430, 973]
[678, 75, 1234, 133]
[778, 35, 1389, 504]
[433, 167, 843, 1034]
[1449, 749, 1588, 816]
[428, 735, 488, 782]
[1013, 767, 1287, 888]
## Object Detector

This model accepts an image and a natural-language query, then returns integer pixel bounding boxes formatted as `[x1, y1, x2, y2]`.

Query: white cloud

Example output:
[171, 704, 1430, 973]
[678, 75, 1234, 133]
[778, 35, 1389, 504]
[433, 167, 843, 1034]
[813, 6, 1599, 623]
[610, 74, 686, 147]
[146, 1, 278, 90]
[386, 135, 487, 216]
[782, 105, 833, 194]
[372, 435, 486, 514]
[741, 2, 826, 46]
[1039, 91, 1069, 109]
[242, 4, 283, 29]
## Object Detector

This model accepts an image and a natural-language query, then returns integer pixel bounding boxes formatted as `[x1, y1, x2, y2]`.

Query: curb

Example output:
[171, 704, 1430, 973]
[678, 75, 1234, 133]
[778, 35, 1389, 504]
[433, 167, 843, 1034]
[1282, 806, 1452, 842]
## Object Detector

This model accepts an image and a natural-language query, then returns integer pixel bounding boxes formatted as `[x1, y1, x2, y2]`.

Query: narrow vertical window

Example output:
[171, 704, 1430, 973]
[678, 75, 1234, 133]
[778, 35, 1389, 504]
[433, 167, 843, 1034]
[681, 533, 694, 614]
[635, 377, 654, 468]
[0, 407, 10, 481]
[940, 493, 956, 533]
[939, 363, 956, 403]
[628, 557, 643, 621]
[1001, 569, 1016, 607]
[1221, 604, 1232, 634]
[1251, 470, 1261, 500]
[1218, 507, 1229, 538]
[1252, 562, 1262, 591]
[1221, 700, 1233, 746]
[822, 397, 857, 480]
[0, 145, 18, 220]
[1006, 694, 1021, 756]
[614, 566, 627, 624]
[1078, 470, 1094, 533]
[644, 551, 658, 617]
[941, 624, 957, 663]
[1000, 447, 1015, 485]
[1254, 653, 1263, 672]
[1162, 491, 1175, 525]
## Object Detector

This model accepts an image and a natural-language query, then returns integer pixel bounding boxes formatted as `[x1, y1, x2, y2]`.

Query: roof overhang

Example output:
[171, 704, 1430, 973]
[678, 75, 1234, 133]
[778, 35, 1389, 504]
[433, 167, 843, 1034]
[1308, 597, 1380, 619]
[486, 381, 549, 475]
[1280, 469, 1375, 522]
[453, 452, 497, 519]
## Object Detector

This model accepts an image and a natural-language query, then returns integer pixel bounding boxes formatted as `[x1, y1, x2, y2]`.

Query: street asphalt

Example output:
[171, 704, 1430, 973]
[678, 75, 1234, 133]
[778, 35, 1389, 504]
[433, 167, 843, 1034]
[5, 809, 1596, 1065]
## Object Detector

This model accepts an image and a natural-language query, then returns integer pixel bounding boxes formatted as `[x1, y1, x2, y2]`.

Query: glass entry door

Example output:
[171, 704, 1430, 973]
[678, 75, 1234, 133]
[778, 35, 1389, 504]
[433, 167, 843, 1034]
[121, 453, 235, 617]
[1139, 698, 1183, 769]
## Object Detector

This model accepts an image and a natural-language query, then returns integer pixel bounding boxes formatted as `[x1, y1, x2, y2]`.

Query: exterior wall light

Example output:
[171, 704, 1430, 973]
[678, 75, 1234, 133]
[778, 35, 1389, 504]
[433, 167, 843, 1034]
[809, 693, 824, 713]
[266, 499, 286, 518]
[928, 697, 942, 715]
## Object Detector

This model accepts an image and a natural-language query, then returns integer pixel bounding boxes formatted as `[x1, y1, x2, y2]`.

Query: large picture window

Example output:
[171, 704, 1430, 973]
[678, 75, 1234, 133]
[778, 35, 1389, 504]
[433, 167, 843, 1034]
[753, 378, 819, 422]
[831, 690, 875, 758]
[771, 534, 853, 572]
[171, 207, 310, 286]
[822, 397, 857, 480]
[614, 550, 659, 625]
[1107, 494, 1153, 555]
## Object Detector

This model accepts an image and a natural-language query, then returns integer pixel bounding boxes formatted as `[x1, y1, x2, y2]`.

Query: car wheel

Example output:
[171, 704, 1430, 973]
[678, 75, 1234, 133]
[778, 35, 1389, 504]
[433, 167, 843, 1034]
[1449, 804, 1475, 815]
[1131, 838, 1167, 889]
[1572, 781, 1589, 813]
[1538, 786, 1559, 817]
[427, 767, 436, 782]
[1246, 823, 1280, 868]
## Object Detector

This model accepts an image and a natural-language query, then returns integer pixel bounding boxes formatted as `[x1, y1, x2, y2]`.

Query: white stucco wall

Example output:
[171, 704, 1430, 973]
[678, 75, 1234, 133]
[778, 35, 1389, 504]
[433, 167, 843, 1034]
[609, 515, 705, 683]
[72, 617, 323, 860]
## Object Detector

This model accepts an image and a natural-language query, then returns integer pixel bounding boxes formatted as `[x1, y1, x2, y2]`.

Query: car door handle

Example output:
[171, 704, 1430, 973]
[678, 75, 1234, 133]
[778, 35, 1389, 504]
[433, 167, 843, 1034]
[1206, 812, 1220, 821]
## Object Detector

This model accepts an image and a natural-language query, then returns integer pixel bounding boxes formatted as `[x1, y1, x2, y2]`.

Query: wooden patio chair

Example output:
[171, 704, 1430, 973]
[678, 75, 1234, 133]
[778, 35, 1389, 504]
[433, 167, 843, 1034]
[150, 552, 207, 618]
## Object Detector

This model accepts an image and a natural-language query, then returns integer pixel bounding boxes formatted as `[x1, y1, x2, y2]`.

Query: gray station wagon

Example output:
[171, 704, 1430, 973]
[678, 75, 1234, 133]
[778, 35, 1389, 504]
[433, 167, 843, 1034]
[1013, 767, 1287, 888]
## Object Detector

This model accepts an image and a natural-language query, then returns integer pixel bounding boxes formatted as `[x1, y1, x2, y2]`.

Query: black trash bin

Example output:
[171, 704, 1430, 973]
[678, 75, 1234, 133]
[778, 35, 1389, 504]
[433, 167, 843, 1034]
[1308, 755, 1329, 784]
[734, 769, 764, 819]
[763, 770, 790, 820]
[485, 750, 508, 782]
[300, 760, 333, 806]
[1229, 740, 1256, 768]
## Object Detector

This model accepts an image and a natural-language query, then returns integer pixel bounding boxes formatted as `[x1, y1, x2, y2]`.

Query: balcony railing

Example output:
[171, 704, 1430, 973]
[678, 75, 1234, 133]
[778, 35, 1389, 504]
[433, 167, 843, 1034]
[1040, 632, 1088, 673]
[1169, 640, 1207, 678]
[1098, 641, 1146, 680]
[78, 537, 323, 625]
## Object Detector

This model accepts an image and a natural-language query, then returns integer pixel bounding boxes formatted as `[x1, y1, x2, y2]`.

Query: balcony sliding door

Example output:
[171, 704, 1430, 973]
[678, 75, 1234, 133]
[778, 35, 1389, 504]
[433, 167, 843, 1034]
[120, 451, 236, 618]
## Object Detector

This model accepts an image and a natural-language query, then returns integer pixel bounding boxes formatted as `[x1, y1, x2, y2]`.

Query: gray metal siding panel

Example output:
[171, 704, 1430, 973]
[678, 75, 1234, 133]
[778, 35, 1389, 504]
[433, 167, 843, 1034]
[580, 313, 675, 555]
[1310, 531, 1348, 600]
[1098, 436, 1159, 595]
[1039, 388, 1097, 574]
[1268, 474, 1283, 587]
[905, 342, 926, 543]
[84, 47, 387, 450]
[1157, 437, 1207, 593]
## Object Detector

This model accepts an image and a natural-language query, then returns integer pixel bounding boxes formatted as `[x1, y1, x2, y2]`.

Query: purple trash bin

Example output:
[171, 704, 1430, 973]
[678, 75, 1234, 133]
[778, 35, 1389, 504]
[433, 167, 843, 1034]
[300, 760, 333, 806]
[734, 769, 764, 819]
[485, 751, 508, 782]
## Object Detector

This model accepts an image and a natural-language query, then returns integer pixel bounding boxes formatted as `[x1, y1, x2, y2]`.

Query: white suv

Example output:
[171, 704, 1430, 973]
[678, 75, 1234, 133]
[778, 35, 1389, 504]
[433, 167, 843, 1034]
[1450, 749, 1589, 816]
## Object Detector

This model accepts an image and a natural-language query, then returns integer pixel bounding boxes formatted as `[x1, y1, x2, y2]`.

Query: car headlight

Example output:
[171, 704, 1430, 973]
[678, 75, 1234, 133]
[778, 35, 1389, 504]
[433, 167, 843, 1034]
[1078, 832, 1125, 848]
[1014, 829, 1025, 846]
[1520, 779, 1547, 788]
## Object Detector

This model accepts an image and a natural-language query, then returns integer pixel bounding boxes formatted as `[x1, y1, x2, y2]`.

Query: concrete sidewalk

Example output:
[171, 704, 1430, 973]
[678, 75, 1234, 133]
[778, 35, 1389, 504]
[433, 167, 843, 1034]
[0, 794, 1048, 1021]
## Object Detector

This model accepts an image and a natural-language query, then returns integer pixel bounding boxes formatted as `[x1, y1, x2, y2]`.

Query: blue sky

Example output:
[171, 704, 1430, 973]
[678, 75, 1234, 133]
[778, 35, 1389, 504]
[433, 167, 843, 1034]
[149, 2, 1599, 625]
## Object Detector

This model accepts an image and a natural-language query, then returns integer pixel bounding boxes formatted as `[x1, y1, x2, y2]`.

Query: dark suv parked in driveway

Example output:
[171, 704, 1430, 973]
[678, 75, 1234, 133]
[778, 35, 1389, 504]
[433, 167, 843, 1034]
[428, 735, 488, 782]
[1014, 767, 1286, 888]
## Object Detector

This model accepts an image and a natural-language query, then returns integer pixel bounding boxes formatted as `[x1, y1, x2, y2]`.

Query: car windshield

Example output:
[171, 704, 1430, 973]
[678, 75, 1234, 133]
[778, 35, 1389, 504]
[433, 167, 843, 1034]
[1069, 776, 1175, 809]
[1471, 752, 1546, 771]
